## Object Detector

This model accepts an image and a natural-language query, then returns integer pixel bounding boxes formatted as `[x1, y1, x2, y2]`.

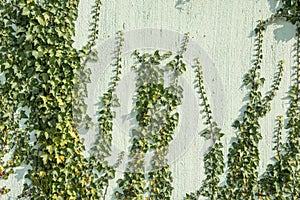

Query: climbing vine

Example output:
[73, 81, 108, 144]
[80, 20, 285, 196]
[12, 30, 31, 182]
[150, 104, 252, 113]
[73, 0, 102, 129]
[0, 0, 101, 199]
[224, 22, 285, 199]
[115, 33, 189, 199]
[0, 0, 300, 199]
[185, 58, 225, 200]
[185, 0, 300, 199]
[259, 115, 285, 199]
[89, 30, 125, 199]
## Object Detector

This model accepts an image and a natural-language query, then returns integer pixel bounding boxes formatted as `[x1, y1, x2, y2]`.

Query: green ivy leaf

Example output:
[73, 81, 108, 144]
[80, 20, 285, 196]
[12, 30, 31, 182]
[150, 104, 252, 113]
[200, 129, 211, 139]
[36, 16, 45, 26]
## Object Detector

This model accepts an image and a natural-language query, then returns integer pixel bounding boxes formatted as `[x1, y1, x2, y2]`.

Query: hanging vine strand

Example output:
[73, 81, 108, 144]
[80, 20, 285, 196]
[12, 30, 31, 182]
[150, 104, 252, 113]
[185, 58, 224, 200]
[89, 31, 125, 199]
[0, 0, 300, 199]
[147, 32, 189, 200]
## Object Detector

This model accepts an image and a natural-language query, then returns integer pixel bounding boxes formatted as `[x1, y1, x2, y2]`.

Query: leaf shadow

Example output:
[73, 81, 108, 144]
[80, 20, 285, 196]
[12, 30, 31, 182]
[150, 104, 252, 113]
[272, 20, 297, 42]
[266, 0, 281, 13]
[175, 0, 192, 11]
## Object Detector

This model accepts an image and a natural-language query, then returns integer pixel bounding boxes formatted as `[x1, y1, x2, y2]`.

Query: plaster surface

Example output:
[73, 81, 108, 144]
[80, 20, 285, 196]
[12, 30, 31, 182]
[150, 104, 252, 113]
[1, 0, 296, 199]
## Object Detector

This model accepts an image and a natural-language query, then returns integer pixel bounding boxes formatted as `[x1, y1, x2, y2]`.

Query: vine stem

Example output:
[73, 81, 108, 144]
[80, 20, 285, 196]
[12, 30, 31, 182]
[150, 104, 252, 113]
[194, 59, 215, 142]
[296, 25, 300, 111]
[103, 185, 108, 200]
[173, 32, 189, 85]
[82, 0, 102, 65]
[252, 20, 264, 89]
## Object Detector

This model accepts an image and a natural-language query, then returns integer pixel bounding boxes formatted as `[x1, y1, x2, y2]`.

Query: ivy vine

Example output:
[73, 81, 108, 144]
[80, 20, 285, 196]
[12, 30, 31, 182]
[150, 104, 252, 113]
[115, 33, 189, 199]
[0, 0, 300, 199]
[0, 0, 101, 199]
[185, 0, 300, 199]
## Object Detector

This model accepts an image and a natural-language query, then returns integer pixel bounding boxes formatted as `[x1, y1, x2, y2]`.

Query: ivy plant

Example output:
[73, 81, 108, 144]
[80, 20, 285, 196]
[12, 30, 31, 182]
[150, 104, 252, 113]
[185, 58, 225, 200]
[0, 0, 300, 199]
[115, 33, 189, 200]
[0, 0, 102, 199]
[185, 0, 299, 199]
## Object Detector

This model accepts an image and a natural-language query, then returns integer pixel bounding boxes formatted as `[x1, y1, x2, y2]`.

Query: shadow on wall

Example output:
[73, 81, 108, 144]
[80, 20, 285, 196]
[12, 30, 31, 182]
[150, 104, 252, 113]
[273, 20, 296, 42]
[267, 0, 281, 13]
[175, 0, 191, 11]
[267, 0, 296, 42]
[250, 0, 296, 42]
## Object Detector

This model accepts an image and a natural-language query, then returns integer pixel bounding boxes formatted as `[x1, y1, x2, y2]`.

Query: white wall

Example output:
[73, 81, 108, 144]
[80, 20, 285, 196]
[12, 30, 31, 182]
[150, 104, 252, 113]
[2, 0, 296, 199]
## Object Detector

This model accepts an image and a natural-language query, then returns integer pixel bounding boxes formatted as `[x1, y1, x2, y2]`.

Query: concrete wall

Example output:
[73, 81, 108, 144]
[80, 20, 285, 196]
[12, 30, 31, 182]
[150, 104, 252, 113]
[2, 0, 297, 199]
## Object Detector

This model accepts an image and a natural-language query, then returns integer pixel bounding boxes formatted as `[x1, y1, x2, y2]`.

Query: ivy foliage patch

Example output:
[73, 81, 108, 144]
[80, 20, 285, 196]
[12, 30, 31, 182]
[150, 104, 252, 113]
[185, 0, 300, 199]
[278, 0, 300, 24]
[0, 0, 300, 199]
[115, 33, 190, 200]
[0, 0, 103, 199]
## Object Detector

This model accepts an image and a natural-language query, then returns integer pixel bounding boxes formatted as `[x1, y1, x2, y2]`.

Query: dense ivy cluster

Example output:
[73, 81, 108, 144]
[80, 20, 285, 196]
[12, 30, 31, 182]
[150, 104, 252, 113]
[147, 34, 188, 200]
[225, 25, 284, 199]
[185, 0, 299, 199]
[277, 0, 300, 24]
[185, 58, 224, 200]
[116, 33, 189, 199]
[254, 1, 300, 199]
[1, 0, 300, 199]
[115, 50, 168, 199]
[259, 115, 285, 199]
[0, 0, 102, 199]
[88, 31, 125, 199]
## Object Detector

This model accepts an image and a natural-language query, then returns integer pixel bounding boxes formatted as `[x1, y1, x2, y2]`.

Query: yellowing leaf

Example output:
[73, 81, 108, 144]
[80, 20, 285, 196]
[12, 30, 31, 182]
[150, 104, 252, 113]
[55, 153, 65, 164]
[65, 120, 71, 127]
[60, 139, 68, 146]
[46, 145, 53, 154]
[40, 95, 47, 104]
[41, 153, 49, 164]
[56, 50, 63, 57]
[57, 97, 64, 106]
[69, 130, 77, 138]
[152, 95, 157, 101]
[1, 137, 6, 143]
[36, 16, 45, 26]
[39, 171, 46, 178]
[22, 7, 30, 15]
[43, 13, 50, 22]
[32, 50, 40, 59]
[150, 180, 154, 186]
[56, 124, 63, 131]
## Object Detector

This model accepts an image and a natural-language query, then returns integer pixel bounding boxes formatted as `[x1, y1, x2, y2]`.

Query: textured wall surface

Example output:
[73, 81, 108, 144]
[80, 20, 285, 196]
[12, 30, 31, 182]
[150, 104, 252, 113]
[2, 0, 297, 199]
